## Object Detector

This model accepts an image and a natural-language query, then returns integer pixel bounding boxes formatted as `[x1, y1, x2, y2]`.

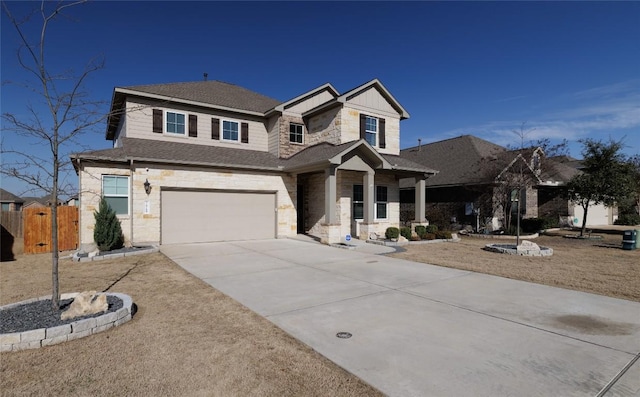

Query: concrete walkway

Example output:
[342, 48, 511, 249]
[161, 239, 640, 397]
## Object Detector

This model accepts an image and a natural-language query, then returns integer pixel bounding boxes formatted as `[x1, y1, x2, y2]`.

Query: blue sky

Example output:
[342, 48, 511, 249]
[2, 1, 639, 196]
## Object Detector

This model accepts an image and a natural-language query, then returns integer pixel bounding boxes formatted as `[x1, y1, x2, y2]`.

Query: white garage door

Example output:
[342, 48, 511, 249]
[161, 190, 276, 244]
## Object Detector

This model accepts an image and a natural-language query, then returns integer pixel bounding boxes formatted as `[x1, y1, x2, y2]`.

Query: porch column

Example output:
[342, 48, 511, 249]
[414, 177, 426, 222]
[363, 171, 375, 223]
[324, 165, 338, 224]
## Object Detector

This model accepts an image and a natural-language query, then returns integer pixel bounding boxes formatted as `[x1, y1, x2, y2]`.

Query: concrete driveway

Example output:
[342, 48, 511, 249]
[161, 239, 640, 397]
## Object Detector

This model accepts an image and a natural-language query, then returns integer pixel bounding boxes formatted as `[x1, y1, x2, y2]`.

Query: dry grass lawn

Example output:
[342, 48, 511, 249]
[390, 231, 640, 302]
[0, 252, 382, 396]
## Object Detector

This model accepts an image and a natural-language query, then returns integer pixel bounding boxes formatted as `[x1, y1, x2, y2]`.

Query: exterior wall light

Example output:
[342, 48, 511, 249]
[144, 179, 152, 195]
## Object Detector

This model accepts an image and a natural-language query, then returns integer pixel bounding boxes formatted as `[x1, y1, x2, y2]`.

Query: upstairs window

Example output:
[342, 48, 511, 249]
[102, 175, 129, 215]
[166, 112, 186, 135]
[290, 123, 304, 144]
[222, 120, 239, 141]
[365, 116, 377, 147]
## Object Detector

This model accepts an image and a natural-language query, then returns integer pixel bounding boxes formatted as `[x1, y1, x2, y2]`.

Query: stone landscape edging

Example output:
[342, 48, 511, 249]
[0, 292, 133, 352]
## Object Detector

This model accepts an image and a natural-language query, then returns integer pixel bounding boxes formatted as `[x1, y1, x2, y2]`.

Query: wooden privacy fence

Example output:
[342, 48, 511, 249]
[1, 211, 23, 238]
[24, 207, 78, 254]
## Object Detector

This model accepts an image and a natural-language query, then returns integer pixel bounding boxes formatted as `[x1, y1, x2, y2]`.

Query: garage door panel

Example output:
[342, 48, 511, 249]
[162, 190, 275, 244]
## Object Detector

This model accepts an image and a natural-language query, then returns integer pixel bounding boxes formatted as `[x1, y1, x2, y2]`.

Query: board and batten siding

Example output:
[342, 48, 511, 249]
[122, 98, 270, 152]
[283, 90, 336, 115]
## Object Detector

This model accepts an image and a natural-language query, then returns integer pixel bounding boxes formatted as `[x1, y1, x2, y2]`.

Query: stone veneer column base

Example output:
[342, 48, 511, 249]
[410, 221, 429, 237]
[320, 224, 342, 245]
[358, 223, 380, 240]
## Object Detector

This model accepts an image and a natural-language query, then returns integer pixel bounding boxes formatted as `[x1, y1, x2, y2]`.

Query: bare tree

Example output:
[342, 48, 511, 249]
[2, 0, 107, 310]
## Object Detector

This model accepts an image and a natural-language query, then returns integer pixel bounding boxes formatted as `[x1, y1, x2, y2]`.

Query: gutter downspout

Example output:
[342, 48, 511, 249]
[129, 159, 134, 248]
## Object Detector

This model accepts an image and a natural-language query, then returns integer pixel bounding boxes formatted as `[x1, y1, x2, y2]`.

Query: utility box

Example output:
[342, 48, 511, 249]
[622, 229, 638, 250]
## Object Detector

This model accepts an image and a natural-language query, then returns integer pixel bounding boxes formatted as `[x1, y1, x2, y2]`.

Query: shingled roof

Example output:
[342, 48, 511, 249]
[72, 138, 284, 171]
[122, 81, 282, 114]
[73, 138, 435, 176]
[0, 188, 24, 203]
[400, 135, 506, 187]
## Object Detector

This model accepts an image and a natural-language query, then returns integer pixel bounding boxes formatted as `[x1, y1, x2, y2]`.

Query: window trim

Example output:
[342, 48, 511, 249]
[102, 175, 130, 216]
[352, 184, 388, 220]
[375, 185, 388, 220]
[221, 119, 240, 142]
[365, 116, 378, 147]
[164, 110, 187, 136]
[289, 122, 304, 144]
[353, 184, 364, 220]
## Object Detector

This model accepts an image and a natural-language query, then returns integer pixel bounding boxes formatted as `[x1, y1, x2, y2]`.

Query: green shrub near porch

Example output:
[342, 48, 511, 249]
[385, 227, 400, 240]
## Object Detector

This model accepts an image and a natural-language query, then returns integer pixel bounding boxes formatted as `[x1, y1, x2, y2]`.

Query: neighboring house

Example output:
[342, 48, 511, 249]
[66, 196, 79, 207]
[399, 135, 615, 230]
[0, 189, 24, 211]
[71, 79, 436, 250]
[22, 196, 63, 208]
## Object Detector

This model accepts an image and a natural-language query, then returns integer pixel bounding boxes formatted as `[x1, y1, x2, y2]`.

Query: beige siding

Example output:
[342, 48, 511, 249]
[78, 162, 297, 251]
[122, 98, 270, 152]
[267, 115, 280, 156]
[339, 107, 401, 155]
[345, 86, 398, 117]
[284, 90, 335, 115]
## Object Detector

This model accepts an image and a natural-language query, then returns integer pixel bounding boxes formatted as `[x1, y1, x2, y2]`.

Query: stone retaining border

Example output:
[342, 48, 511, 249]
[75, 247, 159, 262]
[0, 292, 133, 352]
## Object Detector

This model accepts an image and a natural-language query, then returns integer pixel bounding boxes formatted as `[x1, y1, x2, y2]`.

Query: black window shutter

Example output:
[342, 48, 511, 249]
[211, 118, 220, 140]
[359, 114, 366, 140]
[152, 109, 163, 133]
[241, 122, 249, 143]
[188, 115, 197, 137]
[379, 118, 386, 148]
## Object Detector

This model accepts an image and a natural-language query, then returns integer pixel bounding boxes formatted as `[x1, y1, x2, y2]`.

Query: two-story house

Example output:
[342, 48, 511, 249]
[72, 79, 436, 251]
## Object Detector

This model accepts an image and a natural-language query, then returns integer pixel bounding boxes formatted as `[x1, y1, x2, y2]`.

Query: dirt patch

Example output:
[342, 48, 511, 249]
[1, 252, 382, 396]
[389, 232, 640, 302]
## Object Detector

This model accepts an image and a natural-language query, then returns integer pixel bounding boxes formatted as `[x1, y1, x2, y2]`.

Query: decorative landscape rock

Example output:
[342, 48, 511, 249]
[60, 291, 108, 320]
[484, 240, 553, 257]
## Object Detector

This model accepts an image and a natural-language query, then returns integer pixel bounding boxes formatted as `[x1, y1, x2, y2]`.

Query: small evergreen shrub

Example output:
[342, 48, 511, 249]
[385, 227, 400, 240]
[410, 235, 421, 241]
[425, 224, 438, 234]
[614, 214, 640, 226]
[400, 227, 412, 240]
[435, 230, 453, 240]
[94, 197, 124, 251]
[415, 225, 427, 238]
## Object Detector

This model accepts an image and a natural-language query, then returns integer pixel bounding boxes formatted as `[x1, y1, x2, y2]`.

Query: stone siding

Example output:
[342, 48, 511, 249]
[278, 114, 307, 158]
[302, 170, 399, 242]
[79, 163, 296, 250]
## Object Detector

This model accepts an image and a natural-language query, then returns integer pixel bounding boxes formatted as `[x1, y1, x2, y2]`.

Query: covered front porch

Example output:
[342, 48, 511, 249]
[286, 140, 435, 245]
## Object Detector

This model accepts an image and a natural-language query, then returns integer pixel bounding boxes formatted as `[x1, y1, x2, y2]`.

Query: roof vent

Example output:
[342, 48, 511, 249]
[418, 138, 422, 151]
[203, 72, 208, 81]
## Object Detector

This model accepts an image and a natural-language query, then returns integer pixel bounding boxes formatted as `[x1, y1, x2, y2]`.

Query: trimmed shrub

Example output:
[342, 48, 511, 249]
[400, 227, 412, 240]
[385, 227, 400, 240]
[435, 230, 453, 240]
[614, 214, 640, 226]
[415, 225, 427, 238]
[423, 233, 436, 240]
[425, 224, 438, 234]
[410, 235, 421, 241]
[94, 197, 124, 251]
